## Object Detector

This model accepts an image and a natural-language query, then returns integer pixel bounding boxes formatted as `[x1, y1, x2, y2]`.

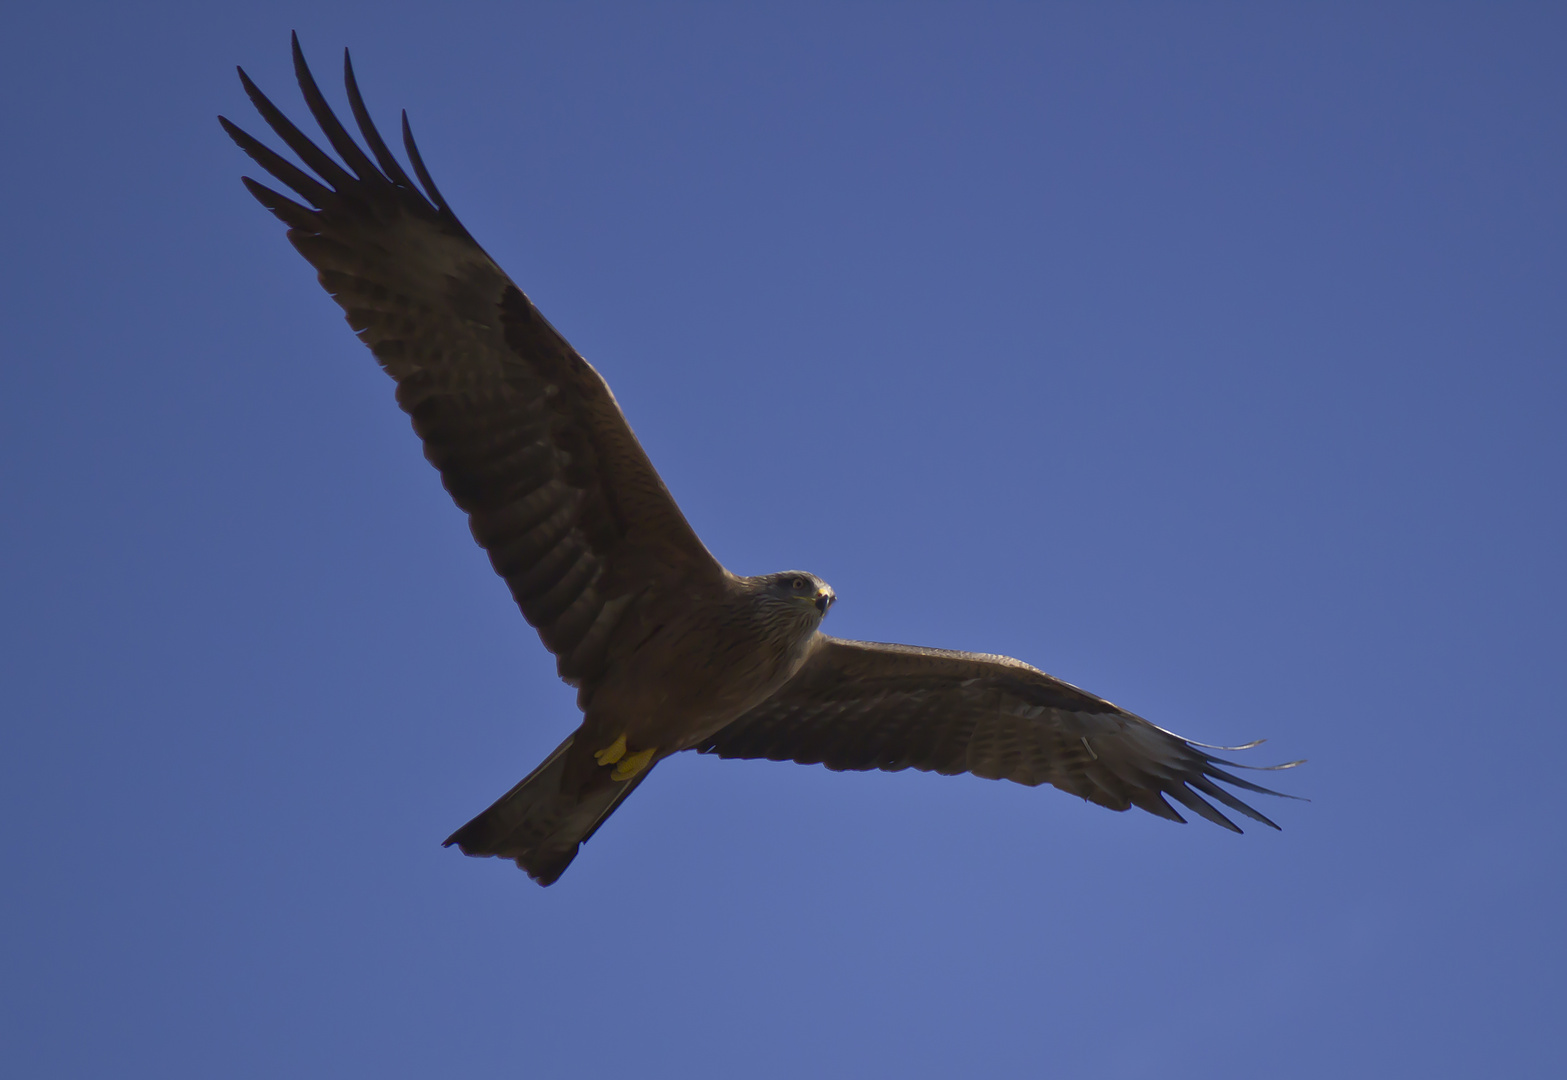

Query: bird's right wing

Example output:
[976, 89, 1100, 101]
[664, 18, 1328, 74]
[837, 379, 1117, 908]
[221, 38, 724, 689]
[698, 636, 1301, 831]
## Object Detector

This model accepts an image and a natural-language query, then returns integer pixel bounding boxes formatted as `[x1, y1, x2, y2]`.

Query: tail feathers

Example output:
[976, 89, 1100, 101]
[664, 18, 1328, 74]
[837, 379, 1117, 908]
[443, 733, 651, 886]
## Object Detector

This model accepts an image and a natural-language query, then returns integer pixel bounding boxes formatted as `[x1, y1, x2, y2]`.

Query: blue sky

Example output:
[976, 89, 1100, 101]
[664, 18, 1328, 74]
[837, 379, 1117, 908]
[3, 3, 1563, 1076]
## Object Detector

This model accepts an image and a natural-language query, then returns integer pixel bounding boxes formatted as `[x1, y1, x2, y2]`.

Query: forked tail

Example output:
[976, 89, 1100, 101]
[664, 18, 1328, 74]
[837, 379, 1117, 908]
[443, 733, 651, 886]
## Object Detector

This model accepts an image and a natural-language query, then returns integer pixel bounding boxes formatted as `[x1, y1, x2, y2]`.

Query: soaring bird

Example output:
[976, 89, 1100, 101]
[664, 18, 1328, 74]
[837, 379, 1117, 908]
[222, 38, 1300, 886]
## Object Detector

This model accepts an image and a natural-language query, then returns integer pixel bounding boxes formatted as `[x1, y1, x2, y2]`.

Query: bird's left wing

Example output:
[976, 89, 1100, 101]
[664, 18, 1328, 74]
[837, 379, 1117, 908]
[697, 636, 1300, 831]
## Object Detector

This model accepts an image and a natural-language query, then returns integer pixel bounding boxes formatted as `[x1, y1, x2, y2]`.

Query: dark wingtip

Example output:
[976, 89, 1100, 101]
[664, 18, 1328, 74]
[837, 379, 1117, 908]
[219, 113, 336, 208]
[289, 31, 309, 83]
[238, 175, 318, 229]
[401, 109, 449, 212]
[1184, 737, 1268, 752]
[232, 54, 357, 191]
[342, 48, 420, 192]
[1166, 783, 1245, 833]
[1205, 759, 1310, 803]
[288, 30, 308, 79]
[1222, 757, 1307, 772]
[288, 31, 381, 184]
[235, 64, 264, 105]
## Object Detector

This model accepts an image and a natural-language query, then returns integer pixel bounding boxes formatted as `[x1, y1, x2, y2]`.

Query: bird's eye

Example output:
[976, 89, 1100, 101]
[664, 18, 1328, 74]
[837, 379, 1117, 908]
[791, 577, 807, 591]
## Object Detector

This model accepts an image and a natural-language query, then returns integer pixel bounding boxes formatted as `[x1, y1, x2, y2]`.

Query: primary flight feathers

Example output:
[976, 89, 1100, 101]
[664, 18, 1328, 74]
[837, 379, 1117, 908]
[223, 36, 1300, 886]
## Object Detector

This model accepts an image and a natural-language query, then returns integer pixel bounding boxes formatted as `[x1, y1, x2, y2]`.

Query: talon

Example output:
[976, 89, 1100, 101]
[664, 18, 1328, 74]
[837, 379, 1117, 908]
[611, 747, 656, 781]
[594, 735, 627, 766]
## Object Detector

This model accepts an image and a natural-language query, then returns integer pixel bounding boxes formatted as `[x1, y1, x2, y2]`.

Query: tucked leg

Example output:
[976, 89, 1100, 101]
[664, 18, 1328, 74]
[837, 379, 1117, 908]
[593, 734, 627, 766]
[611, 747, 656, 781]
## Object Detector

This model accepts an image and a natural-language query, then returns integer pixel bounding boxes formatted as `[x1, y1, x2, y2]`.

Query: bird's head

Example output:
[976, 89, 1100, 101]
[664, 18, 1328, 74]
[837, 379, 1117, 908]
[762, 571, 836, 618]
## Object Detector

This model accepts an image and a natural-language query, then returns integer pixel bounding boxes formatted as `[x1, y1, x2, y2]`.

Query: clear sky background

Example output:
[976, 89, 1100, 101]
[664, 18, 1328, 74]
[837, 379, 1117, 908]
[3, 3, 1563, 1077]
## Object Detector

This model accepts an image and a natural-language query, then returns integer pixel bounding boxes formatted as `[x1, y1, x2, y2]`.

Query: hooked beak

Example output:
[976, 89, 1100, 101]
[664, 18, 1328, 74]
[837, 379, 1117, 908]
[813, 587, 835, 615]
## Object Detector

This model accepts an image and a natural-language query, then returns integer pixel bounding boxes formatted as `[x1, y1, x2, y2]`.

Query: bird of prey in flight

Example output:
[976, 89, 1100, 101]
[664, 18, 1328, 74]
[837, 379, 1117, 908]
[222, 37, 1300, 886]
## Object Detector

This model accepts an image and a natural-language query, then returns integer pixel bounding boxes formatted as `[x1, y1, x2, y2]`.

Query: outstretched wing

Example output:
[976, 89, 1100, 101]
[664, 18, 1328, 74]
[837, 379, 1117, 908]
[221, 37, 722, 691]
[698, 636, 1301, 831]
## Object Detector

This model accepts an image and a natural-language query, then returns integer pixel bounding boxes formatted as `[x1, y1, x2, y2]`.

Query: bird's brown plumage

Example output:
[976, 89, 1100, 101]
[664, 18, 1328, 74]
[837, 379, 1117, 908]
[699, 637, 1296, 832]
[224, 38, 1299, 886]
[221, 38, 722, 702]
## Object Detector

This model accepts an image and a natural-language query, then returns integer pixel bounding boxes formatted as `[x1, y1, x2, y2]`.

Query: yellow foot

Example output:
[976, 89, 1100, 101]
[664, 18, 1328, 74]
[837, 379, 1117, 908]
[611, 747, 656, 781]
[593, 734, 627, 766]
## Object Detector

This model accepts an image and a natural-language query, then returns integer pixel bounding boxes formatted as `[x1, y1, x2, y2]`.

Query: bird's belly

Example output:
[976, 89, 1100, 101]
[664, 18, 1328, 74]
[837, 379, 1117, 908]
[589, 624, 812, 751]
